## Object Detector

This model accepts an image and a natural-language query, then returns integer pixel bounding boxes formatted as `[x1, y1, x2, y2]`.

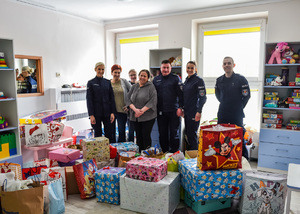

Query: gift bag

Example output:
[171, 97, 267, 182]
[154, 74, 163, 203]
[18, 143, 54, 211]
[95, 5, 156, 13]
[73, 159, 97, 199]
[0, 162, 22, 180]
[48, 178, 65, 214]
[25, 123, 50, 146]
[0, 181, 44, 214]
[239, 170, 287, 214]
[198, 124, 243, 170]
[47, 121, 64, 143]
[34, 158, 59, 168]
[42, 167, 67, 201]
[22, 165, 47, 180]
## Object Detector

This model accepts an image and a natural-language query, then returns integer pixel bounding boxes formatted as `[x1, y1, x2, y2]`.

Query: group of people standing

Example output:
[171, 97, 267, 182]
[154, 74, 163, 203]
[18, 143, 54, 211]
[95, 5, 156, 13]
[86, 56, 250, 159]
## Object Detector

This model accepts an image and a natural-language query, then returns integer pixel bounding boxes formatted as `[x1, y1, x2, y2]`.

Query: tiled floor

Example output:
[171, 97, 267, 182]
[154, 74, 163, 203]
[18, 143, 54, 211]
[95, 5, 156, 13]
[65, 160, 300, 214]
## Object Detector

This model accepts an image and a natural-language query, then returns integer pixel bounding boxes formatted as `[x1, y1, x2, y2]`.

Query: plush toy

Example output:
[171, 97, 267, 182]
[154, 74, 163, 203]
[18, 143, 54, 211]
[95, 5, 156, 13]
[268, 42, 289, 64]
[271, 76, 283, 86]
[0, 116, 8, 129]
[281, 47, 295, 64]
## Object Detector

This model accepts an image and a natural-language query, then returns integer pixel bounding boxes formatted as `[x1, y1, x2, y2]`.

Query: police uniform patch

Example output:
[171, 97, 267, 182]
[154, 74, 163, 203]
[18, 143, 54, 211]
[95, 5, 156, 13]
[199, 90, 205, 97]
[242, 89, 249, 96]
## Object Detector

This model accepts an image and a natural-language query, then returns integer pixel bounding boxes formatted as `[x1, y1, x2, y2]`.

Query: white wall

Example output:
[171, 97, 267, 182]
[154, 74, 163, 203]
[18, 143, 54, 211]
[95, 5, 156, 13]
[105, 0, 300, 56]
[0, 0, 105, 117]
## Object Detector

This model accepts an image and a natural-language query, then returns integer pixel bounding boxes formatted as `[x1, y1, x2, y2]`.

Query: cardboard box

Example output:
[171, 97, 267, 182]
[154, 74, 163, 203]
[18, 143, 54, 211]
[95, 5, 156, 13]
[66, 166, 80, 195]
[185, 150, 198, 159]
[120, 172, 180, 214]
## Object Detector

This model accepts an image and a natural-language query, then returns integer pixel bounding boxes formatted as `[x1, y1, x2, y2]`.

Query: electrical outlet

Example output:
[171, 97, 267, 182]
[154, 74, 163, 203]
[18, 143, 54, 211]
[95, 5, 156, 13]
[56, 72, 61, 77]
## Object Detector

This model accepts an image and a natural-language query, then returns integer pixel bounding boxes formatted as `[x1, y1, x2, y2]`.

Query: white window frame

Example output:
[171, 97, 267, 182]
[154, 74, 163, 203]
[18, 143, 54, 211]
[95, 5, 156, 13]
[116, 29, 159, 65]
[197, 19, 266, 85]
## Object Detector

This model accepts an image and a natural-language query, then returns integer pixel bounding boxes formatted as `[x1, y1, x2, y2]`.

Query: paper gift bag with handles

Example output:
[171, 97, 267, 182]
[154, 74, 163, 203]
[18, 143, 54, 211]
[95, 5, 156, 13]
[198, 124, 243, 170]
[0, 162, 22, 180]
[0, 180, 44, 214]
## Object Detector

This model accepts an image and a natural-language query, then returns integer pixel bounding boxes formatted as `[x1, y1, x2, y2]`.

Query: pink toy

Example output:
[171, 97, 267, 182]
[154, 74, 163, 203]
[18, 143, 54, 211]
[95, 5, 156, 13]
[268, 42, 289, 64]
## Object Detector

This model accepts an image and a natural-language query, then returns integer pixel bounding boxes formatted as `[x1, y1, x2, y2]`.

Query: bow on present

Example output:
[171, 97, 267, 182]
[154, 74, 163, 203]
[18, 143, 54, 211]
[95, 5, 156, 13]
[48, 170, 61, 179]
[230, 186, 239, 194]
[103, 167, 110, 170]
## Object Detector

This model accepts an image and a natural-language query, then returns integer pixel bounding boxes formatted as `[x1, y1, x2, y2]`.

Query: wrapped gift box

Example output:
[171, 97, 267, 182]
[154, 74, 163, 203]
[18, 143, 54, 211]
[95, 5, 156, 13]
[19, 109, 67, 124]
[58, 154, 83, 167]
[81, 137, 110, 162]
[95, 167, 126, 204]
[120, 172, 180, 214]
[126, 157, 167, 182]
[239, 170, 287, 214]
[110, 142, 139, 153]
[179, 158, 243, 201]
[198, 124, 243, 170]
[49, 148, 81, 163]
[185, 190, 231, 214]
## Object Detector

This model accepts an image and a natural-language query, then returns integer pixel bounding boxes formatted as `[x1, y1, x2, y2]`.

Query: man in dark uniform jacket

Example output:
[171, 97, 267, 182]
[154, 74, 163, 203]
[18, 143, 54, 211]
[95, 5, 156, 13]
[86, 62, 116, 143]
[215, 56, 251, 159]
[153, 60, 183, 153]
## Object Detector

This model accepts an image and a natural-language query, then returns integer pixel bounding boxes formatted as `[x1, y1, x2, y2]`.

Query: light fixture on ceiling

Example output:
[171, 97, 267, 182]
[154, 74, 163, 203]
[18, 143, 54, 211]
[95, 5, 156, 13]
[117, 0, 135, 2]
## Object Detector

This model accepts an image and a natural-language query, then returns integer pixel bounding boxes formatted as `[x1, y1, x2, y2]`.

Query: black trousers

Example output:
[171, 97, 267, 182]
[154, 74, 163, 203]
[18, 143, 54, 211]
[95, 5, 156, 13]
[217, 117, 249, 160]
[184, 116, 200, 150]
[134, 119, 155, 152]
[157, 111, 180, 153]
[92, 116, 115, 143]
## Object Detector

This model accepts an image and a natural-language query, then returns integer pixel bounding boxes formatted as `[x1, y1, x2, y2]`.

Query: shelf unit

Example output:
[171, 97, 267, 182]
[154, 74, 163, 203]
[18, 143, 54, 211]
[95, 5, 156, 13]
[258, 42, 300, 173]
[0, 38, 22, 166]
[149, 47, 191, 149]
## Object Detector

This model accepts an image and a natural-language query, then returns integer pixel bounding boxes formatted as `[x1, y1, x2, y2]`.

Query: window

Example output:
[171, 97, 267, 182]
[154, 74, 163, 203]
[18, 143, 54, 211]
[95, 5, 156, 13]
[15, 55, 44, 97]
[197, 19, 266, 130]
[116, 31, 158, 80]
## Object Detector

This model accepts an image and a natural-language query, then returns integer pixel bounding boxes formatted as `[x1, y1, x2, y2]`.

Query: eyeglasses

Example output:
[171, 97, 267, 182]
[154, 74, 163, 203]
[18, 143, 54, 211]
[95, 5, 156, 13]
[130, 74, 136, 77]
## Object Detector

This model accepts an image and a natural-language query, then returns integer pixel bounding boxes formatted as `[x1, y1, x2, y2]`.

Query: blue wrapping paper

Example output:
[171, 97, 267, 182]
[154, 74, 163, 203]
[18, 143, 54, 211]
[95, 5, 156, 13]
[95, 167, 126, 204]
[110, 142, 139, 153]
[179, 158, 243, 201]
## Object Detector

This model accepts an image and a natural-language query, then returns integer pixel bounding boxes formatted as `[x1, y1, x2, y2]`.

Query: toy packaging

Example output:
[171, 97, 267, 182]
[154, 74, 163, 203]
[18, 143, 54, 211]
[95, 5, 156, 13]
[48, 148, 81, 163]
[19, 109, 67, 124]
[197, 124, 243, 170]
[81, 137, 110, 162]
[239, 170, 287, 214]
[120, 171, 180, 214]
[73, 159, 97, 199]
[179, 158, 243, 201]
[95, 167, 126, 204]
[126, 157, 168, 182]
[110, 142, 139, 153]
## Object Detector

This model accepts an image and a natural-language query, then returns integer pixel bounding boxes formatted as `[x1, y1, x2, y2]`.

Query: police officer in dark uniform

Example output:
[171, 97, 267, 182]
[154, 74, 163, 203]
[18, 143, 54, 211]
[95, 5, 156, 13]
[215, 56, 251, 159]
[182, 61, 207, 150]
[86, 62, 116, 143]
[153, 60, 183, 153]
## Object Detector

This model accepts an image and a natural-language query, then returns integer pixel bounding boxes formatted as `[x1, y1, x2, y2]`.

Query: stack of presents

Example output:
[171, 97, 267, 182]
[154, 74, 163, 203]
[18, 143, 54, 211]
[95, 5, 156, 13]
[0, 121, 290, 214]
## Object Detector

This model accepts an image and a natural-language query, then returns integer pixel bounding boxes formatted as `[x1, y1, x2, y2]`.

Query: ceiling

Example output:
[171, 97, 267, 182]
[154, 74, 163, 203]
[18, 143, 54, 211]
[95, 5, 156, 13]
[15, 0, 283, 23]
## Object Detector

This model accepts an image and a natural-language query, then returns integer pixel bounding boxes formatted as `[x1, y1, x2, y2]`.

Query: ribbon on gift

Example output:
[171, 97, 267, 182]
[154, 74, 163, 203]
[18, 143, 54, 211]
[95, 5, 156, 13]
[48, 170, 61, 179]
[103, 167, 110, 170]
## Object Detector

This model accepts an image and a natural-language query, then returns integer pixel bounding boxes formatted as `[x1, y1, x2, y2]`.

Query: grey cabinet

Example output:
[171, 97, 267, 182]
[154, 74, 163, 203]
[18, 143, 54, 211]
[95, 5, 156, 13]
[0, 38, 22, 166]
[258, 42, 300, 172]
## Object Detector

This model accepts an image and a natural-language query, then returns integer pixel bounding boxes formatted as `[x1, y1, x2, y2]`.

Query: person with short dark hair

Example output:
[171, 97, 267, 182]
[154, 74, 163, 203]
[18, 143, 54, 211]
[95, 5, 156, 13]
[127, 69, 157, 151]
[215, 56, 251, 159]
[153, 60, 183, 153]
[86, 62, 116, 143]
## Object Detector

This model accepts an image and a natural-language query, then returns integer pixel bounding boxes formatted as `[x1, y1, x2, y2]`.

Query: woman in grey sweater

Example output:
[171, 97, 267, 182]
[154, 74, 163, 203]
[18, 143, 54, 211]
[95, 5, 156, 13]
[127, 69, 157, 151]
